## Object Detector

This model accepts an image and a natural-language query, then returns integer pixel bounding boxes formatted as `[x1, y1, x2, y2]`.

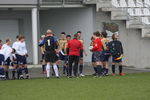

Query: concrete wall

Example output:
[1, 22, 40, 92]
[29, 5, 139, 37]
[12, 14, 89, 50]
[0, 11, 33, 63]
[40, 5, 96, 62]
[96, 11, 150, 68]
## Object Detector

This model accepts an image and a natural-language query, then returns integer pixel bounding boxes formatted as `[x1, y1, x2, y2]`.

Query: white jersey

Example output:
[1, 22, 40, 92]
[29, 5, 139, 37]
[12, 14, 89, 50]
[12, 41, 20, 50]
[16, 41, 27, 55]
[1, 44, 8, 49]
[0, 45, 13, 60]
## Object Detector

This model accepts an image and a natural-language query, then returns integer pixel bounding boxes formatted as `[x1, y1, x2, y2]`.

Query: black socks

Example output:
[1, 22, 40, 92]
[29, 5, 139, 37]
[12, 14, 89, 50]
[42, 65, 45, 72]
[119, 65, 123, 73]
[97, 65, 102, 76]
[93, 67, 97, 74]
[24, 68, 28, 74]
[79, 64, 83, 74]
[112, 65, 115, 74]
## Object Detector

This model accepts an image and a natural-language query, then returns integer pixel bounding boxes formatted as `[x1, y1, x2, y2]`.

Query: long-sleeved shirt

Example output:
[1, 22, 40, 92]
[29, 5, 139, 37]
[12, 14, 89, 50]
[12, 41, 19, 50]
[0, 45, 13, 60]
[67, 39, 83, 56]
[92, 38, 103, 52]
[108, 40, 124, 56]
[16, 41, 27, 56]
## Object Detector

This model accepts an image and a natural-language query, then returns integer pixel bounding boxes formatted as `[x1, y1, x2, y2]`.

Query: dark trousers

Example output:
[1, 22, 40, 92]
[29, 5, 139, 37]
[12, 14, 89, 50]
[68, 56, 80, 77]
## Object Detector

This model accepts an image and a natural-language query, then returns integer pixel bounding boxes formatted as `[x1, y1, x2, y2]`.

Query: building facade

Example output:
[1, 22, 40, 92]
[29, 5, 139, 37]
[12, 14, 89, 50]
[0, 0, 150, 68]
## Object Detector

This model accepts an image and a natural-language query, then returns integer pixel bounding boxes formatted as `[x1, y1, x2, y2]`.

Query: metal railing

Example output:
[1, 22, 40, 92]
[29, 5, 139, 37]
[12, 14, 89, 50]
[40, 0, 83, 5]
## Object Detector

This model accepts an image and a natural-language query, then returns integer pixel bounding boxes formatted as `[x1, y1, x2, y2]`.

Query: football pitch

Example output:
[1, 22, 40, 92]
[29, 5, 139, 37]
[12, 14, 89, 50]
[0, 72, 150, 100]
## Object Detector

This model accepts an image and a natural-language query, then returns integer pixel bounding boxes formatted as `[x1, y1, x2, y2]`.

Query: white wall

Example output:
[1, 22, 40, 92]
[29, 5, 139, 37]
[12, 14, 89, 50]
[0, 11, 33, 63]
[0, 20, 19, 42]
[96, 11, 150, 68]
[40, 6, 96, 62]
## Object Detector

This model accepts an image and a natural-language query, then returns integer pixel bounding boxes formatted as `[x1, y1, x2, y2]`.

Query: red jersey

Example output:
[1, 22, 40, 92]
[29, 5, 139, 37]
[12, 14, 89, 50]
[67, 39, 83, 56]
[92, 38, 103, 52]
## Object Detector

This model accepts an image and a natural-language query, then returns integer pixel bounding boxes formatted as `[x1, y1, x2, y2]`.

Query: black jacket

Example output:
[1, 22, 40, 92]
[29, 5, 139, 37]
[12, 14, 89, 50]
[108, 40, 123, 57]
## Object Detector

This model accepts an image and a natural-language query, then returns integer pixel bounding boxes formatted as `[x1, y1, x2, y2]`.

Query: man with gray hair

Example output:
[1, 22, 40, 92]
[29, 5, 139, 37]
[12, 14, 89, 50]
[39, 29, 59, 78]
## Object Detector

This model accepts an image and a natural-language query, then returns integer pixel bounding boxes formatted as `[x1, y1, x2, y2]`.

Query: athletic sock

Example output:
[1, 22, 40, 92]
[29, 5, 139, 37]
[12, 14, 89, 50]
[12, 69, 16, 78]
[42, 64, 45, 72]
[17, 69, 20, 79]
[63, 66, 66, 74]
[24, 68, 28, 74]
[112, 65, 115, 74]
[119, 65, 123, 73]
[0, 67, 5, 77]
[5, 71, 9, 79]
[93, 67, 98, 74]
[97, 65, 102, 76]
[102, 67, 106, 73]
[46, 63, 50, 78]
[19, 68, 23, 78]
[66, 67, 69, 76]
[53, 64, 59, 77]
[79, 64, 83, 74]
[105, 68, 109, 75]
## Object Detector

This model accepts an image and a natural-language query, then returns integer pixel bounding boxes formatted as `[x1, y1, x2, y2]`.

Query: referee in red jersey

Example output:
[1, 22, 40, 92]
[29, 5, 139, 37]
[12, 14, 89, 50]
[67, 33, 83, 78]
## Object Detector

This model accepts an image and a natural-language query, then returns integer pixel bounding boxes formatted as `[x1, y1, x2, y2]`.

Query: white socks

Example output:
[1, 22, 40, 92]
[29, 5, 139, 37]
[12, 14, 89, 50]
[46, 63, 50, 78]
[46, 63, 59, 77]
[53, 64, 59, 77]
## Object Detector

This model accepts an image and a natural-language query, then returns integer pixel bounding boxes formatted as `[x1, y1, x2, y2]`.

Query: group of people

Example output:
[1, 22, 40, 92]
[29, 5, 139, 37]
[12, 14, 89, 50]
[39, 29, 125, 78]
[0, 35, 29, 80]
[39, 30, 87, 78]
[90, 31, 124, 77]
[0, 29, 124, 80]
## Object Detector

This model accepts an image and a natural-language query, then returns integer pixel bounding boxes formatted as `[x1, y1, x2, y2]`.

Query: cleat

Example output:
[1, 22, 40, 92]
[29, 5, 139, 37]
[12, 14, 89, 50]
[112, 73, 116, 76]
[105, 73, 109, 76]
[119, 73, 125, 76]
[79, 73, 85, 77]
[26, 75, 29, 79]
[19, 75, 24, 79]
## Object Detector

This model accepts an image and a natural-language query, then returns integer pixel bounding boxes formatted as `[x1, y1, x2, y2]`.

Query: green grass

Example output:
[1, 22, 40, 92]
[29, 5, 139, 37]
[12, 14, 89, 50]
[0, 73, 150, 100]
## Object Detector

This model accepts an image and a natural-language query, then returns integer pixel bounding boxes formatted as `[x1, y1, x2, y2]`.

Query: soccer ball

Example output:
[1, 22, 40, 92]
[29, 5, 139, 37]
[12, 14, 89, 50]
[89, 46, 93, 50]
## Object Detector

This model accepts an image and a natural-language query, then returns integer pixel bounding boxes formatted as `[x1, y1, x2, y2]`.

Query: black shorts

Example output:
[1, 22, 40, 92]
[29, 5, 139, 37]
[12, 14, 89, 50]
[45, 51, 58, 63]
[93, 51, 103, 62]
[59, 52, 65, 60]
[17, 55, 27, 65]
[0, 54, 4, 65]
[80, 50, 84, 58]
[100, 50, 110, 62]
[13, 55, 18, 65]
[4, 57, 11, 66]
